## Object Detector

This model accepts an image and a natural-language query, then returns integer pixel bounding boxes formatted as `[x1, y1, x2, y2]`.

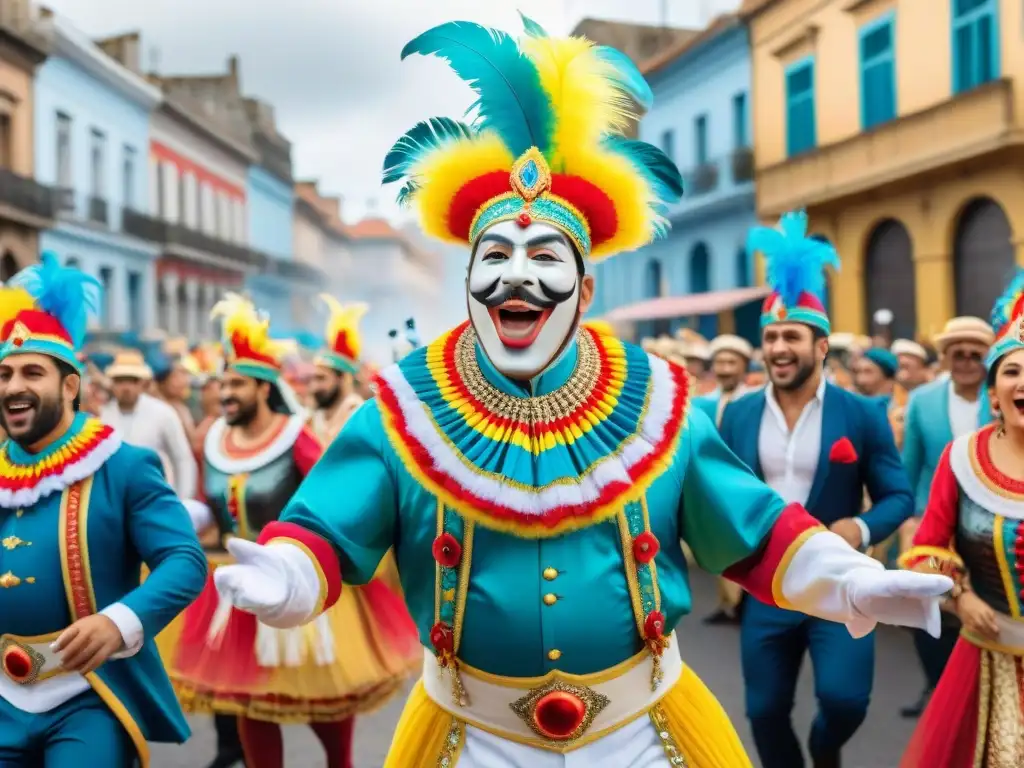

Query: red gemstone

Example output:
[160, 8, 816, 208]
[644, 610, 666, 639]
[516, 212, 532, 228]
[11, 338, 22, 347]
[431, 533, 462, 568]
[429, 621, 454, 653]
[633, 532, 661, 565]
[3, 646, 32, 681]
[533, 690, 587, 739]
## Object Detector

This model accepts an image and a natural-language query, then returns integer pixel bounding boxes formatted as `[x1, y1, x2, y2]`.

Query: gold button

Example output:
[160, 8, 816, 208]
[543, 593, 557, 606]
[547, 649, 561, 661]
[543, 567, 558, 580]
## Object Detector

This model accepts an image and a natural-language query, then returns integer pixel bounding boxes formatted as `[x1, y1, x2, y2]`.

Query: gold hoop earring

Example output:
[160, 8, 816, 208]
[997, 411, 1006, 438]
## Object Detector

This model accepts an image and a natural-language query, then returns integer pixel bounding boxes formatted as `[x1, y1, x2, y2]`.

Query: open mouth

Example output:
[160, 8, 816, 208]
[488, 300, 552, 349]
[3, 400, 35, 428]
[1014, 397, 1024, 414]
[770, 357, 796, 375]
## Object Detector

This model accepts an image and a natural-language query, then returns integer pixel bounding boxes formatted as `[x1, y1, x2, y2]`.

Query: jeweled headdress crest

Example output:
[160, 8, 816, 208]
[382, 14, 683, 261]
[986, 270, 1024, 370]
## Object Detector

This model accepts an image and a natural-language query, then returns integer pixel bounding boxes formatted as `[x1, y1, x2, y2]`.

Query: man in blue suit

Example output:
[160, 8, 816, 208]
[722, 214, 914, 768]
[898, 315, 994, 718]
[0, 256, 207, 767]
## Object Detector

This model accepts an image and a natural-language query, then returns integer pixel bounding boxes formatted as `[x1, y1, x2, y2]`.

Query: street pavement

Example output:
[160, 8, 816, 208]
[152, 569, 924, 767]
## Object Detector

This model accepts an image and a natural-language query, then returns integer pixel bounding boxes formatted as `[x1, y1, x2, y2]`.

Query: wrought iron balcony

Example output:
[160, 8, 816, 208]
[264, 256, 325, 284]
[87, 196, 108, 225]
[687, 162, 719, 196]
[122, 208, 265, 269]
[0, 167, 55, 222]
[731, 147, 754, 184]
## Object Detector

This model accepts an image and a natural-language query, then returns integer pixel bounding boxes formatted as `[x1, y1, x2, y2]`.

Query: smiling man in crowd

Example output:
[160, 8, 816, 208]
[0, 254, 205, 767]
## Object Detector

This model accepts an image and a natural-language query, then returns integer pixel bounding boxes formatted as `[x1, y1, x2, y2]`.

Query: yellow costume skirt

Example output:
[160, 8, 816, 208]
[384, 663, 752, 767]
[168, 553, 420, 724]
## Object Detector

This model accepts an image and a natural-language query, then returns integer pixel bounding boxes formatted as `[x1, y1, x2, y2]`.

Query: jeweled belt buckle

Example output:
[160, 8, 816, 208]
[0, 637, 45, 685]
[509, 679, 611, 743]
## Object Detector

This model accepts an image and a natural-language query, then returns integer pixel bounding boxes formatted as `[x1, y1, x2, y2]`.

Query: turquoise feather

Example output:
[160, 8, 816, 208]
[747, 211, 840, 309]
[989, 269, 1024, 332]
[396, 181, 419, 208]
[382, 116, 474, 186]
[602, 136, 683, 206]
[594, 46, 654, 112]
[11, 251, 101, 348]
[518, 11, 548, 38]
[400, 21, 553, 157]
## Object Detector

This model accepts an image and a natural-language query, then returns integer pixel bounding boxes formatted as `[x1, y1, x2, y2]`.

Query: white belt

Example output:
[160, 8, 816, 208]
[422, 631, 682, 752]
[0, 634, 67, 685]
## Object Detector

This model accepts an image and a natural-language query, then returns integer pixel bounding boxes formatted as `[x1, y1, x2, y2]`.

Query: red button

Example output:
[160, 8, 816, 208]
[3, 646, 32, 682]
[533, 690, 586, 739]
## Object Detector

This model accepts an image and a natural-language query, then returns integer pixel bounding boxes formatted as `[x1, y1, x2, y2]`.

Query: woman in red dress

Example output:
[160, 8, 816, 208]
[899, 274, 1024, 767]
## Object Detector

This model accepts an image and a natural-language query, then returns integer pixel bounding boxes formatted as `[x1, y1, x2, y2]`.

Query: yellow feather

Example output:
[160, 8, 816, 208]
[210, 292, 289, 361]
[412, 134, 514, 242]
[521, 36, 639, 174]
[0, 287, 35, 330]
[319, 294, 368, 359]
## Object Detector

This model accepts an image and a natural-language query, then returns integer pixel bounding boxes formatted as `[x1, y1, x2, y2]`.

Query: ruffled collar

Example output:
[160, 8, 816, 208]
[0, 412, 121, 509]
[375, 321, 690, 538]
[204, 414, 306, 475]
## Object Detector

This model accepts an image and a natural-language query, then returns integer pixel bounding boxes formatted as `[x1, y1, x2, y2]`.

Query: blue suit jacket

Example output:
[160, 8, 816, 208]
[902, 378, 992, 514]
[719, 382, 914, 545]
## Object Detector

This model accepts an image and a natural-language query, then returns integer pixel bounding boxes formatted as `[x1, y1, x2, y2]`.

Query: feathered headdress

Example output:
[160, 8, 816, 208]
[0, 252, 101, 371]
[316, 295, 368, 375]
[747, 211, 840, 335]
[210, 293, 288, 383]
[985, 269, 1024, 370]
[382, 13, 683, 261]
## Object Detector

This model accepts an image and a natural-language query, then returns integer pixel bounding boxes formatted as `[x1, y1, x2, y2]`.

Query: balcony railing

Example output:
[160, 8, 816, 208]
[87, 196, 107, 225]
[0, 167, 55, 221]
[53, 186, 74, 214]
[687, 162, 719, 196]
[122, 208, 265, 269]
[731, 147, 754, 184]
[265, 256, 325, 284]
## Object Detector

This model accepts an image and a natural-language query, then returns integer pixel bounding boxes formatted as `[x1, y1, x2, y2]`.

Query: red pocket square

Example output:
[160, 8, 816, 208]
[829, 437, 858, 464]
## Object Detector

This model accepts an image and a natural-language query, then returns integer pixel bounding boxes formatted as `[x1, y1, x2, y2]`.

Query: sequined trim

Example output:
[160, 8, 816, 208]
[969, 426, 1024, 501]
[976, 651, 1024, 766]
[58, 479, 96, 619]
[435, 718, 465, 767]
[434, 503, 474, 650]
[617, 499, 666, 690]
[650, 704, 688, 766]
[226, 474, 251, 540]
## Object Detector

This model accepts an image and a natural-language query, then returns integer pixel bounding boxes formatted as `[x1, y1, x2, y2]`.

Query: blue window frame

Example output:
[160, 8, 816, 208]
[785, 57, 816, 157]
[859, 13, 896, 129]
[660, 129, 675, 163]
[732, 92, 749, 148]
[952, 0, 999, 94]
[695, 115, 708, 164]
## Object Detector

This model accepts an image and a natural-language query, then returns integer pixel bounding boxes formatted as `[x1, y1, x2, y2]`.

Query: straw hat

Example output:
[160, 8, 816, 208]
[104, 350, 153, 380]
[933, 316, 995, 353]
[891, 339, 928, 362]
[709, 334, 753, 360]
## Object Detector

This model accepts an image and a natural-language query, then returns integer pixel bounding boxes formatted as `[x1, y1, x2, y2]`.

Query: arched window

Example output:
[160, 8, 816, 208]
[735, 246, 750, 288]
[0, 253, 17, 282]
[953, 197, 1014, 319]
[690, 243, 710, 293]
[864, 219, 916, 338]
[644, 259, 663, 299]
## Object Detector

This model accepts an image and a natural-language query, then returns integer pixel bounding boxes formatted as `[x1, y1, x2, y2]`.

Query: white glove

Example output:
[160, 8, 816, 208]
[181, 499, 213, 533]
[846, 567, 953, 639]
[213, 538, 321, 628]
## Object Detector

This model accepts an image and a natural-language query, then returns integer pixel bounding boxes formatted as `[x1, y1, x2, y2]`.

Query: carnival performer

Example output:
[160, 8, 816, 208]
[898, 271, 1024, 767]
[899, 315, 994, 718]
[170, 293, 418, 768]
[211, 17, 950, 768]
[309, 296, 369, 445]
[0, 253, 207, 766]
[694, 333, 756, 627]
[720, 212, 915, 768]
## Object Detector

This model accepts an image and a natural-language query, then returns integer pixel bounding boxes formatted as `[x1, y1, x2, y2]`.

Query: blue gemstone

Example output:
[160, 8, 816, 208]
[520, 160, 539, 189]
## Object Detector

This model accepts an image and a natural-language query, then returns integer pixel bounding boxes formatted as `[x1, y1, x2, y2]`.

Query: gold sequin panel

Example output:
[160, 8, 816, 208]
[975, 650, 1024, 767]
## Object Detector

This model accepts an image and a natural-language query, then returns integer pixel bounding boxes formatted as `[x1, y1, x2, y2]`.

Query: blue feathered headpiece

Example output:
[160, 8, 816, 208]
[0, 252, 102, 371]
[985, 269, 1024, 371]
[748, 211, 840, 335]
[381, 13, 683, 261]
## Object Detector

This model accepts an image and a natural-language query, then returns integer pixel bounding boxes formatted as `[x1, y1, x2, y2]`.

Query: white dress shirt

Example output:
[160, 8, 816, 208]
[948, 382, 980, 439]
[101, 393, 197, 499]
[759, 377, 827, 506]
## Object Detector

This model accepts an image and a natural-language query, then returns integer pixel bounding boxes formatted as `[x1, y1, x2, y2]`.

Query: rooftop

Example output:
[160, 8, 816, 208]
[640, 14, 740, 76]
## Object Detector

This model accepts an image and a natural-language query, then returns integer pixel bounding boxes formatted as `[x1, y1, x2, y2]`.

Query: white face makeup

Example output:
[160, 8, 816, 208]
[467, 219, 582, 380]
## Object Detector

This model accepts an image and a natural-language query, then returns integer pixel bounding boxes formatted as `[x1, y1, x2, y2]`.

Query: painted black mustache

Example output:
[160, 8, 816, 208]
[470, 277, 576, 309]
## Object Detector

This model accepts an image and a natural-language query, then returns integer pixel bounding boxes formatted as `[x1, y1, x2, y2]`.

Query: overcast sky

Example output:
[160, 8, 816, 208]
[42, 0, 741, 224]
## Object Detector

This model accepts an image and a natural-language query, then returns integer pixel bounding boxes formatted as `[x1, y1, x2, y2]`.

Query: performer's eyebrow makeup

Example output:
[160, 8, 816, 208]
[478, 233, 567, 249]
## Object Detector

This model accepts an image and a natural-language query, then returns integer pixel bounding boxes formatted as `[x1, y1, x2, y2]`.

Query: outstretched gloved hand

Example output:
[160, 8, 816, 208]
[213, 538, 320, 628]
[845, 568, 953, 639]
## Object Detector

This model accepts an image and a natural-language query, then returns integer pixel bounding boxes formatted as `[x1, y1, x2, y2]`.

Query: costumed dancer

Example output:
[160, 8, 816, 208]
[720, 212, 916, 768]
[0, 254, 207, 766]
[170, 293, 419, 768]
[309, 296, 369, 445]
[210, 17, 951, 768]
[899, 315, 994, 718]
[899, 271, 1024, 767]
[694, 333, 756, 626]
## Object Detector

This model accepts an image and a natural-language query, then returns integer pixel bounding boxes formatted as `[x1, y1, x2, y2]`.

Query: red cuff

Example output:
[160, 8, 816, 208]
[259, 521, 343, 615]
[723, 503, 825, 607]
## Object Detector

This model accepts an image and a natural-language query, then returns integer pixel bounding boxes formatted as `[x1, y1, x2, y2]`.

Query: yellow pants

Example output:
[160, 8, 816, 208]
[383, 663, 752, 767]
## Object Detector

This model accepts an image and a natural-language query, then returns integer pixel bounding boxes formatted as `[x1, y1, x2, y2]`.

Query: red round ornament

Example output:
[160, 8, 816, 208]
[432, 533, 462, 568]
[533, 690, 587, 739]
[644, 610, 666, 640]
[3, 646, 32, 681]
[11, 338, 23, 347]
[516, 212, 532, 228]
[430, 621, 454, 653]
[632, 532, 660, 564]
